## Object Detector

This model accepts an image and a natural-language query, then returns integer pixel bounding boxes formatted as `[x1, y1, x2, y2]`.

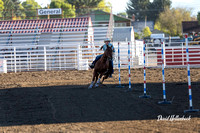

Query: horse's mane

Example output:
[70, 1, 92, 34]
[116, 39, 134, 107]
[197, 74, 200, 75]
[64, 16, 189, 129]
[103, 46, 112, 58]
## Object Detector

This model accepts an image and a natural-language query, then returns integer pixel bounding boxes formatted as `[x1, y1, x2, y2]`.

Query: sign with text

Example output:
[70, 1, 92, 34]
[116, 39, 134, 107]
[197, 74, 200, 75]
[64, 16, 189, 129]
[38, 8, 62, 16]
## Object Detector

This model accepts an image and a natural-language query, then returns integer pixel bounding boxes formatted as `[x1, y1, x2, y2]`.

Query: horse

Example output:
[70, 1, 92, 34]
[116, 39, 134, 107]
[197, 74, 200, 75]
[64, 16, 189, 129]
[88, 46, 113, 89]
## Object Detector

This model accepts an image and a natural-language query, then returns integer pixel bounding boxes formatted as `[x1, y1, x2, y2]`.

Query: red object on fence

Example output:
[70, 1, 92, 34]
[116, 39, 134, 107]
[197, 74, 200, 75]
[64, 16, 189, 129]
[157, 48, 200, 66]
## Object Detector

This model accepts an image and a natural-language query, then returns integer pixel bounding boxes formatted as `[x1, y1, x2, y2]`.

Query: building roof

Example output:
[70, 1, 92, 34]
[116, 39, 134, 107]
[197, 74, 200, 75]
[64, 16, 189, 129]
[113, 27, 134, 41]
[87, 10, 132, 24]
[0, 17, 90, 34]
[182, 21, 200, 34]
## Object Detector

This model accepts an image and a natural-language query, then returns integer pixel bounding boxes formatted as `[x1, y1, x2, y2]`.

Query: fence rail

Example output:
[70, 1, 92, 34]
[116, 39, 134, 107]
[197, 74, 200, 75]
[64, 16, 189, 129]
[1, 40, 200, 73]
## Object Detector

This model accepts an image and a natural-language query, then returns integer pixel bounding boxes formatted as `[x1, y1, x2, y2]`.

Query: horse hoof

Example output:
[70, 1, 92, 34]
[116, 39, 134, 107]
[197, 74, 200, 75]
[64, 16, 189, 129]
[95, 84, 99, 88]
[88, 85, 93, 89]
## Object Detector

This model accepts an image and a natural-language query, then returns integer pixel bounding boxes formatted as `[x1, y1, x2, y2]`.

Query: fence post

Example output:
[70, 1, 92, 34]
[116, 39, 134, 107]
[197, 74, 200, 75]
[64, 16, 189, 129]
[182, 43, 184, 65]
[14, 47, 17, 73]
[27, 52, 29, 71]
[59, 48, 61, 70]
[77, 45, 81, 70]
[44, 46, 47, 71]
[11, 51, 13, 71]
[92, 42, 95, 61]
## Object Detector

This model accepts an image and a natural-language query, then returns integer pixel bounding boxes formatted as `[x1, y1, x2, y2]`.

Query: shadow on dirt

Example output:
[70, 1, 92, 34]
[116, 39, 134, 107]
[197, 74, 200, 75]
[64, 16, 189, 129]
[0, 82, 199, 126]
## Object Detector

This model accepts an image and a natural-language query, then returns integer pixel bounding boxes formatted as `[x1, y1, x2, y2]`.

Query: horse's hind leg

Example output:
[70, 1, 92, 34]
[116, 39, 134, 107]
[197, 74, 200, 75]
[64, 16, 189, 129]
[101, 74, 109, 84]
[95, 74, 103, 87]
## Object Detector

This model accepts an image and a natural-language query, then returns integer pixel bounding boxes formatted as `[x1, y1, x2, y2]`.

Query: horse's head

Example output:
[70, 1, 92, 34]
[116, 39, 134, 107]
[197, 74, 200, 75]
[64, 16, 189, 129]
[104, 46, 113, 60]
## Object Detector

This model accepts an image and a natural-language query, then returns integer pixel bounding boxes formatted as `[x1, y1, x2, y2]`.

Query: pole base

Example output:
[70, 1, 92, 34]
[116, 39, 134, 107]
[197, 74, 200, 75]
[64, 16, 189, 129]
[116, 85, 125, 88]
[139, 94, 151, 98]
[158, 100, 172, 104]
[184, 108, 199, 113]
[125, 88, 132, 92]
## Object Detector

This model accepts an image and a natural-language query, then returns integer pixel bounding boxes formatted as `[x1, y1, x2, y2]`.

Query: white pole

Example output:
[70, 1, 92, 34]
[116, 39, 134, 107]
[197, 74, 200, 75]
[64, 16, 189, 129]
[77, 45, 80, 70]
[14, 47, 16, 73]
[11, 51, 13, 71]
[146, 43, 149, 67]
[163, 40, 166, 68]
[44, 46, 47, 71]
[30, 52, 32, 69]
[27, 52, 29, 71]
[182, 43, 184, 65]
[59, 49, 61, 70]
[184, 34, 199, 113]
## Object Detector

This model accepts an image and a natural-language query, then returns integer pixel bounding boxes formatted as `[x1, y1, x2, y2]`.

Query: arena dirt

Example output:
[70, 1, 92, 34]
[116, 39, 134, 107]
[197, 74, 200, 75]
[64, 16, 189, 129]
[0, 68, 199, 132]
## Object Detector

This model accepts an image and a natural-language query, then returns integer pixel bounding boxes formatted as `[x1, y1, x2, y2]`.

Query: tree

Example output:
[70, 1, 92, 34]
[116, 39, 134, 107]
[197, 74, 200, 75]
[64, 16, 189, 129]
[198, 12, 200, 24]
[148, 0, 171, 22]
[155, 7, 192, 36]
[126, 0, 150, 21]
[142, 26, 152, 37]
[2, 0, 23, 20]
[66, 0, 102, 16]
[50, 0, 75, 18]
[95, 0, 111, 13]
[0, 0, 4, 19]
[126, 0, 171, 22]
[117, 12, 127, 18]
[22, 0, 41, 19]
[134, 32, 142, 39]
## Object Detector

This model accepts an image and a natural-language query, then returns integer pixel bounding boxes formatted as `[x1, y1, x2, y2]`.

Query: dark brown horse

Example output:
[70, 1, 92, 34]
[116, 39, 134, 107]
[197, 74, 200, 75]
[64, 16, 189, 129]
[88, 46, 113, 89]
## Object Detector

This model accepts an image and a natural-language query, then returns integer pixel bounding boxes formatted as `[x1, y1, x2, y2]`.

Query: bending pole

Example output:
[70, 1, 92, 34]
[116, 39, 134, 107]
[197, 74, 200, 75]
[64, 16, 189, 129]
[158, 39, 171, 104]
[116, 42, 124, 88]
[139, 40, 150, 98]
[184, 34, 199, 113]
[126, 42, 132, 92]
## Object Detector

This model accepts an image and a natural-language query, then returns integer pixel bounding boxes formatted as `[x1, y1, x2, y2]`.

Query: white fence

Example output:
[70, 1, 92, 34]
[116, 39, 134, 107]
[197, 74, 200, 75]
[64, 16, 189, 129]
[0, 40, 143, 73]
[1, 39, 200, 73]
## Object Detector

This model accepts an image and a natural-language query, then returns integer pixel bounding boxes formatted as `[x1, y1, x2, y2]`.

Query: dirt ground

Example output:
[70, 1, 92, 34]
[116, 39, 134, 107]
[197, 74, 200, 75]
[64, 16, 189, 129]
[0, 68, 199, 133]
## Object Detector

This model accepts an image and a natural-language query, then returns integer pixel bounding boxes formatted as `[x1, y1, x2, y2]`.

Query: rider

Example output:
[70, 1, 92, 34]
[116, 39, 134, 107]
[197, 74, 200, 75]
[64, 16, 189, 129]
[89, 38, 115, 77]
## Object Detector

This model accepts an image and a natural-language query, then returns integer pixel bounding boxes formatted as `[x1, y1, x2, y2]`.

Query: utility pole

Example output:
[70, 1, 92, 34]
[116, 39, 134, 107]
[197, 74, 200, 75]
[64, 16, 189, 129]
[145, 16, 147, 28]
[47, 4, 50, 19]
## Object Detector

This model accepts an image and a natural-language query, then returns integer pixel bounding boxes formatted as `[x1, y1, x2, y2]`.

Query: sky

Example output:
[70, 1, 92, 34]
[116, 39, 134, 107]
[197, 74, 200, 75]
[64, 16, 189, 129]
[21, 0, 200, 16]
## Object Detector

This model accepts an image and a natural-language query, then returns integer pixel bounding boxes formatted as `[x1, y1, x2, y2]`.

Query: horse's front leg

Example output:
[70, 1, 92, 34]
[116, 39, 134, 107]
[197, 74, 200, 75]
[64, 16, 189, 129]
[88, 70, 97, 89]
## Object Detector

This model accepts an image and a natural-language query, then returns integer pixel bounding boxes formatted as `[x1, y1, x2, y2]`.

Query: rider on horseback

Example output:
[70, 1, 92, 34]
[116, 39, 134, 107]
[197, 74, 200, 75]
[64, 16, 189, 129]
[89, 38, 115, 77]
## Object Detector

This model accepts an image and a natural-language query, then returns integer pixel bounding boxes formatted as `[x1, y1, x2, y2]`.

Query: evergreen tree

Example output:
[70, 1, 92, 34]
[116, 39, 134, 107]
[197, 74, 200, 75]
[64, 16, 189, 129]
[149, 0, 171, 21]
[126, 0, 171, 22]
[198, 12, 200, 24]
[126, 0, 150, 21]
[66, 0, 102, 16]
